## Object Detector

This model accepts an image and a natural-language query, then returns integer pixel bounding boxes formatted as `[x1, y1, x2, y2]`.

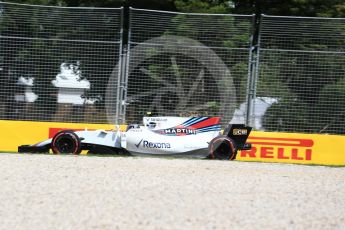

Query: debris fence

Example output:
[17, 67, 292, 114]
[1, 2, 345, 134]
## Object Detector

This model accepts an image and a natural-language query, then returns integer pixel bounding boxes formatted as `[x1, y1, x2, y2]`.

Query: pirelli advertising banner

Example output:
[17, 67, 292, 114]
[237, 131, 345, 165]
[0, 120, 344, 166]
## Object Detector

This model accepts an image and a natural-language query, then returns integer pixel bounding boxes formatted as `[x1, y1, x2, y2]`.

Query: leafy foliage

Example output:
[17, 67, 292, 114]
[262, 97, 311, 132]
[5, 0, 345, 17]
[2, 0, 345, 133]
[231, 0, 345, 17]
[174, 0, 232, 13]
[315, 78, 345, 134]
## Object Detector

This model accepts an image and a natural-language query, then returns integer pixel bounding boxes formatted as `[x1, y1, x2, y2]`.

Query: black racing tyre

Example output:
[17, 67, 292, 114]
[209, 135, 237, 160]
[51, 130, 81, 154]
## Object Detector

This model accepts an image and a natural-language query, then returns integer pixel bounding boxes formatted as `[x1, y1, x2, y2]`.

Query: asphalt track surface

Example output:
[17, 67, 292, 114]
[0, 153, 344, 230]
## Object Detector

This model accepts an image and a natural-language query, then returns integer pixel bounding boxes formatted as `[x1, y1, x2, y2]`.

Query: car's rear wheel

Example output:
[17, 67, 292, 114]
[209, 135, 237, 160]
[51, 130, 81, 154]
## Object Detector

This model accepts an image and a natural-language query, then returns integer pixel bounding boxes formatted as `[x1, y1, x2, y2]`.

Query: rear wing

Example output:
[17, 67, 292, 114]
[223, 124, 252, 150]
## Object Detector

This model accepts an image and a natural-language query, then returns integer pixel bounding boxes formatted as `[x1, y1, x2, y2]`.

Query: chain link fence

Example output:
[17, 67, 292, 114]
[1, 2, 345, 135]
[255, 15, 345, 134]
[121, 8, 254, 125]
[0, 2, 123, 124]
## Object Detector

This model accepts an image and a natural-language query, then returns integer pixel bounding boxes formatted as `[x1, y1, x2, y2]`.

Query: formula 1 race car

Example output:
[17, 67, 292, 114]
[18, 116, 252, 160]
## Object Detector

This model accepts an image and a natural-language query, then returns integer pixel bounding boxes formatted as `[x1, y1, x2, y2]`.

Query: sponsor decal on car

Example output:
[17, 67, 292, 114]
[145, 117, 168, 122]
[135, 139, 171, 149]
[164, 128, 197, 135]
[233, 129, 248, 135]
[153, 117, 221, 136]
[128, 129, 143, 132]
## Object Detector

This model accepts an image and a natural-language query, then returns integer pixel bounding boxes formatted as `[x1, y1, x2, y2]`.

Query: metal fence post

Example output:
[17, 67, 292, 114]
[245, 46, 255, 126]
[115, 7, 124, 125]
[122, 7, 133, 124]
[249, 15, 263, 128]
[245, 14, 257, 126]
[119, 45, 128, 124]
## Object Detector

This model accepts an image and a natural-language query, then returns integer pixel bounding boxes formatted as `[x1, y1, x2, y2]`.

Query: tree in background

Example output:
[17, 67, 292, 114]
[0, 1, 122, 122]
[2, 0, 345, 133]
[232, 0, 345, 17]
[4, 0, 345, 16]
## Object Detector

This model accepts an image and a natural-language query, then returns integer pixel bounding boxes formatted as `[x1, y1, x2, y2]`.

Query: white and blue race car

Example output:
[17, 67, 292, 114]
[18, 116, 252, 160]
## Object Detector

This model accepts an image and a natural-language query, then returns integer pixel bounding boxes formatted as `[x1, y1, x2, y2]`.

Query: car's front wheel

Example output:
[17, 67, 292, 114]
[51, 130, 81, 154]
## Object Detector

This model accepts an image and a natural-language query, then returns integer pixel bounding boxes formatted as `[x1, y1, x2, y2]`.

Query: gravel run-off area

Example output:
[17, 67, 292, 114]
[0, 153, 344, 230]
